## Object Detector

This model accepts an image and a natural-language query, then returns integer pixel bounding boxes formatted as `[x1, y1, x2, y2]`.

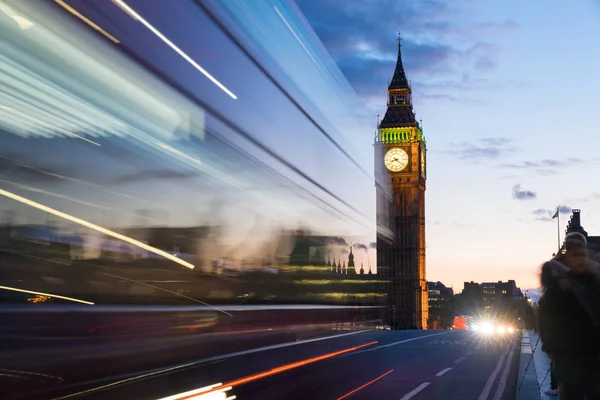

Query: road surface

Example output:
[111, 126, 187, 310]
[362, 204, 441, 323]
[19, 329, 520, 400]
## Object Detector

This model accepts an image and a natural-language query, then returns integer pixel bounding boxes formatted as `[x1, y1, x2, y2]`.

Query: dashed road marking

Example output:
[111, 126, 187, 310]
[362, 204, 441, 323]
[428, 340, 468, 345]
[435, 367, 453, 377]
[399, 382, 430, 400]
[454, 357, 466, 364]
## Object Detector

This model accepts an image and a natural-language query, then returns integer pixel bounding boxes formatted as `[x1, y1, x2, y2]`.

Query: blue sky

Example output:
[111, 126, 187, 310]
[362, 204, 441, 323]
[296, 0, 600, 291]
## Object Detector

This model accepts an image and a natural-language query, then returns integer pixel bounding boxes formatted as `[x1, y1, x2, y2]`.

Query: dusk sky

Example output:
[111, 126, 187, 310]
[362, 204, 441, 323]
[296, 0, 600, 292]
[3, 0, 600, 294]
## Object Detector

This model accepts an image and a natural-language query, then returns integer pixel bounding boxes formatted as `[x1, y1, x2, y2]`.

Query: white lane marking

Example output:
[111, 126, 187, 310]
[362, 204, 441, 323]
[399, 382, 430, 400]
[492, 346, 515, 400]
[466, 350, 475, 356]
[435, 367, 453, 377]
[350, 331, 457, 356]
[478, 351, 508, 400]
[51, 330, 372, 399]
[454, 357, 466, 364]
[522, 331, 529, 339]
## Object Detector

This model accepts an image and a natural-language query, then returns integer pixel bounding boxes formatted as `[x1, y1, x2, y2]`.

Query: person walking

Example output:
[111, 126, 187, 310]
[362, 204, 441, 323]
[538, 232, 600, 399]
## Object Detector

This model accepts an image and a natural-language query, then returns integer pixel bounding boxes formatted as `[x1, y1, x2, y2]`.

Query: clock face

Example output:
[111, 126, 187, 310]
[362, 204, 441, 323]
[421, 149, 426, 174]
[384, 148, 409, 172]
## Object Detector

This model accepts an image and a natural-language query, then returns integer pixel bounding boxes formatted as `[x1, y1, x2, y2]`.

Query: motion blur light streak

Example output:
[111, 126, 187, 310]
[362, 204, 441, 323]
[0, 1, 33, 29]
[0, 188, 195, 269]
[156, 383, 230, 400]
[273, 6, 317, 66]
[0, 285, 94, 305]
[0, 155, 166, 210]
[1, 4, 194, 144]
[177, 341, 379, 399]
[157, 142, 202, 166]
[53, 0, 119, 43]
[0, 178, 125, 213]
[0, 105, 101, 146]
[103, 273, 233, 316]
[336, 369, 394, 400]
[197, 0, 372, 182]
[112, 0, 238, 100]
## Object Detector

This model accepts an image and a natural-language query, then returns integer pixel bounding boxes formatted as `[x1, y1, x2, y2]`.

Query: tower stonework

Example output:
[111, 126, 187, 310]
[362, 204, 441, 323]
[375, 37, 428, 329]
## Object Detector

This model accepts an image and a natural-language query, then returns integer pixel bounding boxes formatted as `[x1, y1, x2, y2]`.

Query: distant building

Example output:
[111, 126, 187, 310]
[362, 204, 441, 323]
[427, 281, 453, 329]
[563, 209, 600, 255]
[428, 281, 453, 307]
[462, 280, 523, 310]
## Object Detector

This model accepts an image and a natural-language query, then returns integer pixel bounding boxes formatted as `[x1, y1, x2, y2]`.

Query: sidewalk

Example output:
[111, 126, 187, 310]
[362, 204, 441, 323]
[516, 330, 554, 400]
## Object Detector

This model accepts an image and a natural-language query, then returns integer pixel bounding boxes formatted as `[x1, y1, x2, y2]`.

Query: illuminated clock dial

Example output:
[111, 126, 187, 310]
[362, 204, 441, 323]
[384, 148, 409, 172]
[421, 149, 426, 174]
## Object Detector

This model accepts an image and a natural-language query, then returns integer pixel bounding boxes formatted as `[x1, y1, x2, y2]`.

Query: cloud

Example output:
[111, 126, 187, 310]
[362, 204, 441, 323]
[512, 184, 536, 200]
[532, 205, 572, 221]
[480, 137, 511, 146]
[354, 243, 368, 251]
[295, 0, 518, 110]
[446, 137, 515, 161]
[328, 236, 348, 246]
[369, 242, 377, 249]
[558, 205, 572, 214]
[502, 158, 583, 169]
[501, 158, 585, 176]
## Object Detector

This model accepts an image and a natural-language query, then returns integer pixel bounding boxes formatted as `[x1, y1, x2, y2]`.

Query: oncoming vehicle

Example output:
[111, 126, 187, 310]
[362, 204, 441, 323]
[452, 315, 471, 330]
[469, 318, 517, 335]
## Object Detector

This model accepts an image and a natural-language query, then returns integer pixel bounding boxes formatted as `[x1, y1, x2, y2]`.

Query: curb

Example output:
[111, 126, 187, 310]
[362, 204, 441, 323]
[516, 331, 541, 400]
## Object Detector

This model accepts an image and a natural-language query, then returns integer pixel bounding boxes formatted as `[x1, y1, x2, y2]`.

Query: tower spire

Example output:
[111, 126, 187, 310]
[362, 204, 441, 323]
[389, 33, 409, 90]
[379, 36, 416, 129]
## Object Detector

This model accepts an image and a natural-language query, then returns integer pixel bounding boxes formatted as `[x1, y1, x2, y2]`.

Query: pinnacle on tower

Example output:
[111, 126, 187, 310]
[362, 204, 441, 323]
[348, 246, 355, 268]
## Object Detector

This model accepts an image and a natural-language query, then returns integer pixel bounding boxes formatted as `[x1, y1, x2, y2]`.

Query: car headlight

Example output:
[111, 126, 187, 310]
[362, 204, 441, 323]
[481, 322, 494, 334]
[497, 326, 506, 334]
[508, 327, 514, 333]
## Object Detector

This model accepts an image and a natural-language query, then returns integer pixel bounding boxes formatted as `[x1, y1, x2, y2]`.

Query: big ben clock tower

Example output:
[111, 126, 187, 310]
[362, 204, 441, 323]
[375, 35, 427, 329]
